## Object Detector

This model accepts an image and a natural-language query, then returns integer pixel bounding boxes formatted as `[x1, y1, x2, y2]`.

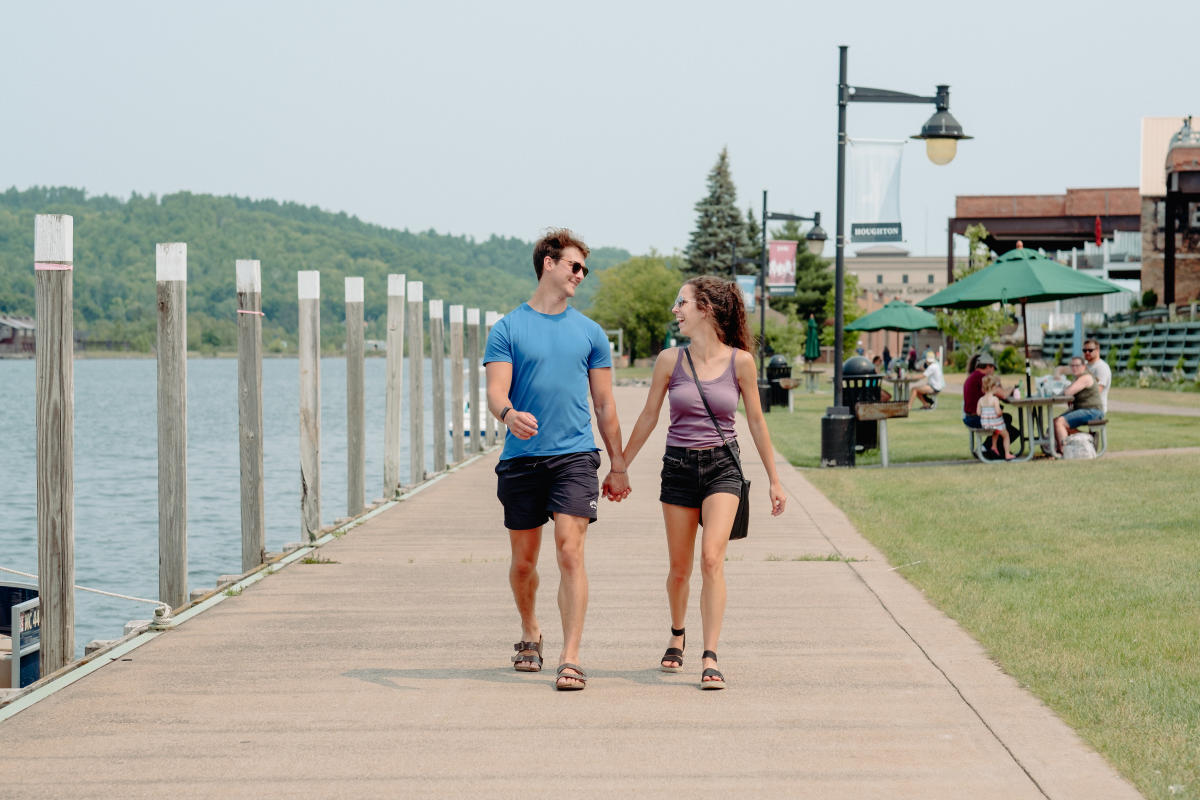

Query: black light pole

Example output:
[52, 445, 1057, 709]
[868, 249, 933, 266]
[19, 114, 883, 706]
[759, 189, 827, 380]
[822, 44, 970, 466]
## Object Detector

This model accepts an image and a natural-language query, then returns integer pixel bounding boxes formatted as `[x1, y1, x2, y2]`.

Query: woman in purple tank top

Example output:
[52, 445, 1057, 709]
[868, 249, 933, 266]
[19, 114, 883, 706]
[622, 276, 786, 689]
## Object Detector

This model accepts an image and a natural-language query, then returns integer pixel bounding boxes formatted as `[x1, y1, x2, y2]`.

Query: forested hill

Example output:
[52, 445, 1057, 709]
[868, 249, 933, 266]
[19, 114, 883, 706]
[0, 187, 629, 352]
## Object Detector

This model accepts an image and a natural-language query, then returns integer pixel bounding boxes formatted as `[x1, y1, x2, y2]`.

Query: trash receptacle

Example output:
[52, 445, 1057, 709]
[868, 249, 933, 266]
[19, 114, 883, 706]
[842, 356, 881, 451]
[757, 379, 771, 413]
[767, 354, 792, 407]
[820, 407, 855, 467]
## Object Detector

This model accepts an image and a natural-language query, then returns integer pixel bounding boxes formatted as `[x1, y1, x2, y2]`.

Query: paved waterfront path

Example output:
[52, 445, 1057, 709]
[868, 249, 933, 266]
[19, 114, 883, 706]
[0, 386, 1141, 799]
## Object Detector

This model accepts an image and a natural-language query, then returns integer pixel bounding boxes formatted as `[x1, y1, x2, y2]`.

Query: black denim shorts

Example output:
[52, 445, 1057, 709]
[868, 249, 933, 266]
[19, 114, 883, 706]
[659, 442, 743, 509]
[495, 451, 601, 530]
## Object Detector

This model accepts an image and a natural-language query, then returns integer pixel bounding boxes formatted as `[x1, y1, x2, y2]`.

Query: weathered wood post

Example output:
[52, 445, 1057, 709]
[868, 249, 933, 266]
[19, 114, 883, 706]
[383, 275, 405, 498]
[236, 260, 265, 571]
[156, 243, 188, 609]
[485, 311, 501, 447]
[467, 308, 481, 452]
[449, 305, 465, 463]
[429, 299, 446, 473]
[35, 214, 74, 674]
[298, 271, 321, 542]
[407, 281, 425, 483]
[345, 277, 365, 516]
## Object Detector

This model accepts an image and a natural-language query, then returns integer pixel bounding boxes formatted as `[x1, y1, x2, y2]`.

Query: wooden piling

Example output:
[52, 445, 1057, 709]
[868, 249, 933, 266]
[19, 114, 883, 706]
[236, 260, 265, 571]
[449, 305, 465, 463]
[383, 275, 405, 498]
[34, 214, 74, 675]
[467, 308, 481, 452]
[485, 311, 500, 447]
[429, 299, 446, 473]
[298, 271, 321, 542]
[156, 243, 188, 609]
[407, 282, 425, 483]
[345, 277, 365, 516]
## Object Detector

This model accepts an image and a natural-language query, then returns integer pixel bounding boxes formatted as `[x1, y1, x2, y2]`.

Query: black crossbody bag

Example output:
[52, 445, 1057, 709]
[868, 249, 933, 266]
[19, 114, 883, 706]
[683, 347, 750, 540]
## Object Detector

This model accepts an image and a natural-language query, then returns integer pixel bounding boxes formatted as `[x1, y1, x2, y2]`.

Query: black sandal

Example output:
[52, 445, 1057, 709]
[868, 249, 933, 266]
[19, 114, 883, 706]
[511, 634, 543, 672]
[700, 649, 725, 690]
[660, 626, 686, 672]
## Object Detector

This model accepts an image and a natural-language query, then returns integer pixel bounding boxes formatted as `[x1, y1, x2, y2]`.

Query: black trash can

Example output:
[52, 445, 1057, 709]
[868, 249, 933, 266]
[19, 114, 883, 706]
[842, 356, 882, 451]
[757, 379, 771, 413]
[766, 355, 792, 407]
[820, 408, 856, 467]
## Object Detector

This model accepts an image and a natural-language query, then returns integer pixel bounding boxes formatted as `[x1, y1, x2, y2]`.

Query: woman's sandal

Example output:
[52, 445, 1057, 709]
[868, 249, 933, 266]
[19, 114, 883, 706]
[555, 663, 587, 691]
[699, 650, 726, 690]
[660, 626, 686, 672]
[511, 635, 543, 672]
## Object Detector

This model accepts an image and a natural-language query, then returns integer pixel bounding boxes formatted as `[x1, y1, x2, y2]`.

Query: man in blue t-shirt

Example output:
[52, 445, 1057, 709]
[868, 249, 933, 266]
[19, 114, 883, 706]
[483, 228, 629, 691]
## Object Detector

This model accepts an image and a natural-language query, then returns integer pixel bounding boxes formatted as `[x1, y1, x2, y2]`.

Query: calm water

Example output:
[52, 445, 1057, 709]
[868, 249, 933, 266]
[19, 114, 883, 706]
[0, 356, 471, 657]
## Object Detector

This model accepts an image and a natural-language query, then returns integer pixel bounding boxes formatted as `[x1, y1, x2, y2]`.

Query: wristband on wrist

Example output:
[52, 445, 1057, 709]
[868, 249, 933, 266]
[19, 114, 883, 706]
[499, 406, 512, 421]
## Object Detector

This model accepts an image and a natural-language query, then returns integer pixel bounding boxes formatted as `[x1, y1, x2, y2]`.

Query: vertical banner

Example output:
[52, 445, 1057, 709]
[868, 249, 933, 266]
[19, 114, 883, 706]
[767, 240, 798, 295]
[736, 274, 757, 312]
[848, 139, 904, 243]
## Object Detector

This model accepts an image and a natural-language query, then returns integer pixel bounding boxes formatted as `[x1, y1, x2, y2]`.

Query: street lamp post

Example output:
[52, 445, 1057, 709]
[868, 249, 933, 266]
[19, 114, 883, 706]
[759, 189, 827, 380]
[822, 44, 971, 466]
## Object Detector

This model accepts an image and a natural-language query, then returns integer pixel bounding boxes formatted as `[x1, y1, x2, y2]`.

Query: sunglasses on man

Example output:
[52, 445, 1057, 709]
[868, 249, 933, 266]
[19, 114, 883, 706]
[558, 257, 588, 278]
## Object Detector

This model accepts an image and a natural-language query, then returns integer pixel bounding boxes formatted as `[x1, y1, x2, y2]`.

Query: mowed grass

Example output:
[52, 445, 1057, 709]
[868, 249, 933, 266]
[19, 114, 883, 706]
[805, 457, 1200, 799]
[764, 390, 1200, 468]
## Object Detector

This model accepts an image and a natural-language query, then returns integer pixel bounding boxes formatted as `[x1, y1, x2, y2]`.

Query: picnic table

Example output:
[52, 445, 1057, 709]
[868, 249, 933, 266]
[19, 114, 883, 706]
[1005, 395, 1072, 461]
[888, 375, 920, 402]
[800, 368, 824, 393]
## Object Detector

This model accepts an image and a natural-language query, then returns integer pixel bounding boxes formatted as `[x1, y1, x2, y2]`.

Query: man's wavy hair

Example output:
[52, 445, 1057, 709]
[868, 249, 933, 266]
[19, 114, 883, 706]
[533, 228, 591, 279]
[685, 275, 753, 352]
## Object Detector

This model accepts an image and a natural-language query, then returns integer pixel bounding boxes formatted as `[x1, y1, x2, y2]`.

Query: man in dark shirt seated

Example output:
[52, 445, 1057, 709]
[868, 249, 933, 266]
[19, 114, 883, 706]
[962, 352, 1020, 457]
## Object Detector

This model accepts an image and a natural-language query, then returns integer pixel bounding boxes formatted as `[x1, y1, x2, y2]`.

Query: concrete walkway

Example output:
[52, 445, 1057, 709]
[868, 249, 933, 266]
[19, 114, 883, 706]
[0, 386, 1142, 798]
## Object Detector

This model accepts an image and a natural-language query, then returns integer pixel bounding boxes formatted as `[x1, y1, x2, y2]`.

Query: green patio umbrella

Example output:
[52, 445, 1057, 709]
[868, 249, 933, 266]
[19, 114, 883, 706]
[804, 315, 820, 361]
[846, 300, 938, 332]
[917, 246, 1125, 393]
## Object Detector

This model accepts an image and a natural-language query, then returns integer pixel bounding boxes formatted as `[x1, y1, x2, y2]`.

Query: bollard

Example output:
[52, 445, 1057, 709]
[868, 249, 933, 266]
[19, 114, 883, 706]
[34, 214, 74, 674]
[449, 305, 465, 463]
[467, 308, 481, 452]
[236, 260, 266, 571]
[383, 275, 405, 497]
[485, 311, 501, 446]
[298, 271, 322, 542]
[156, 243, 188, 609]
[345, 277, 365, 516]
[430, 299, 446, 473]
[407, 281, 425, 484]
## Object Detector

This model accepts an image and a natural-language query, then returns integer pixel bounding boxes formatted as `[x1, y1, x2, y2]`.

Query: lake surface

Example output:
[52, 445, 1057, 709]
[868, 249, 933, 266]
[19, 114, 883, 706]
[0, 357, 479, 656]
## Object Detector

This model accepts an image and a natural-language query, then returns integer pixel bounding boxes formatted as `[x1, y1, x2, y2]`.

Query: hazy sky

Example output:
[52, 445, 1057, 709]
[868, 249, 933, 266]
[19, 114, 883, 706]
[4, 1, 1195, 257]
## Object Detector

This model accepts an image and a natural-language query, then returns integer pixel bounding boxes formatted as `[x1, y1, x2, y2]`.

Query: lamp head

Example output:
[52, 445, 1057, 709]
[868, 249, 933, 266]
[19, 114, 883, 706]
[911, 85, 971, 165]
[805, 219, 828, 256]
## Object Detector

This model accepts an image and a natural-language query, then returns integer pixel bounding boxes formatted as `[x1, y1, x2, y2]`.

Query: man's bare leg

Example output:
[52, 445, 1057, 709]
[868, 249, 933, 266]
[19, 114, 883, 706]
[509, 527, 543, 669]
[553, 513, 589, 688]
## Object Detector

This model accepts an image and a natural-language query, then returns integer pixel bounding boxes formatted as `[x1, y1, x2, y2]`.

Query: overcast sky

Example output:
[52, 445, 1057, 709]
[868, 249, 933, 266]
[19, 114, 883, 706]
[4, 0, 1194, 258]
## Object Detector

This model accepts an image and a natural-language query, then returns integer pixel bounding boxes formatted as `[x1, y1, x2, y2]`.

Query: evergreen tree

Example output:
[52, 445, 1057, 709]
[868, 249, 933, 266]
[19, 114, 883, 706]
[744, 206, 763, 269]
[763, 219, 833, 321]
[684, 148, 750, 278]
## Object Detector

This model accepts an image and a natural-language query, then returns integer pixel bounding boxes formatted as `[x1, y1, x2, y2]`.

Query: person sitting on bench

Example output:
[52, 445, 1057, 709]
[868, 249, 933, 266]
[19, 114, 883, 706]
[909, 352, 944, 410]
[1052, 356, 1104, 458]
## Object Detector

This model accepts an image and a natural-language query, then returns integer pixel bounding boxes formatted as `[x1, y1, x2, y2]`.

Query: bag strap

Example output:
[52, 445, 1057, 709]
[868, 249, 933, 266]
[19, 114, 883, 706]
[683, 347, 745, 479]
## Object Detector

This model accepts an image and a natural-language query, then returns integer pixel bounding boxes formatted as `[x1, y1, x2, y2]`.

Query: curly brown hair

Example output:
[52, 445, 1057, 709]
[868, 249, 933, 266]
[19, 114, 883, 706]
[532, 228, 590, 279]
[685, 275, 753, 352]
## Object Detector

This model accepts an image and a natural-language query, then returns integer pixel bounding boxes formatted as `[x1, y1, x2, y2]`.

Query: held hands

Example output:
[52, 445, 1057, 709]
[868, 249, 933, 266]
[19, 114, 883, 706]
[603, 469, 631, 502]
[768, 481, 786, 517]
[503, 410, 538, 439]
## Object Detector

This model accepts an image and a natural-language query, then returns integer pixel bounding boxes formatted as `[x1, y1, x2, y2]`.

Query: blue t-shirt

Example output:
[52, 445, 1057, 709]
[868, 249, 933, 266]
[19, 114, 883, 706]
[484, 303, 611, 460]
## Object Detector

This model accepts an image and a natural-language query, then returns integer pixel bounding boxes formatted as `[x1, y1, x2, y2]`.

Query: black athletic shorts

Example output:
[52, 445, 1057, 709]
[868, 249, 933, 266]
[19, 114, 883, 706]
[659, 442, 743, 509]
[495, 451, 601, 530]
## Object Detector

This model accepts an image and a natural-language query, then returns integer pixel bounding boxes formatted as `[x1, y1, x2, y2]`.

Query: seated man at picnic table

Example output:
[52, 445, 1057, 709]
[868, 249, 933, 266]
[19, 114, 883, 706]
[1051, 356, 1104, 457]
[962, 352, 1019, 457]
[909, 352, 945, 409]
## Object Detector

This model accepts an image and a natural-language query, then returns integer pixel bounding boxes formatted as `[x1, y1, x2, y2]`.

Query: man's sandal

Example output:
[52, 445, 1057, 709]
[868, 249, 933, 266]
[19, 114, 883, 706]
[555, 663, 587, 691]
[511, 635, 543, 672]
[660, 626, 686, 672]
[699, 650, 725, 690]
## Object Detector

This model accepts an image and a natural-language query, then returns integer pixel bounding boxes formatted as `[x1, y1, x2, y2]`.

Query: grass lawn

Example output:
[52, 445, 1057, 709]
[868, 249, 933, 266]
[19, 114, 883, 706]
[763, 390, 1200, 468]
[804, 457, 1200, 800]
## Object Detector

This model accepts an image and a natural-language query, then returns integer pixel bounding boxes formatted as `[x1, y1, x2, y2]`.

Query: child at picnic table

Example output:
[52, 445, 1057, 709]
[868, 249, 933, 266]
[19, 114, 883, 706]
[978, 374, 1014, 461]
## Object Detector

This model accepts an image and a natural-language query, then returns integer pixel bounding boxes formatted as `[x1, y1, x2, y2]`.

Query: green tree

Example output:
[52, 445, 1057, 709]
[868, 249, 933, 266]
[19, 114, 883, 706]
[744, 206, 763, 267]
[587, 254, 683, 362]
[821, 273, 866, 361]
[684, 148, 750, 278]
[935, 223, 1007, 351]
[763, 219, 832, 321]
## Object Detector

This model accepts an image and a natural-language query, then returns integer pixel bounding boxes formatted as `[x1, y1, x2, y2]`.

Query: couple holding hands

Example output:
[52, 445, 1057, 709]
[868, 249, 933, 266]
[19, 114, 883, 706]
[484, 229, 787, 691]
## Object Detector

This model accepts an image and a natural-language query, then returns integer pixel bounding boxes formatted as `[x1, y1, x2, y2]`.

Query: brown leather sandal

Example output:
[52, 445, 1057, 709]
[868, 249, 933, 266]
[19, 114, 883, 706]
[511, 635, 543, 672]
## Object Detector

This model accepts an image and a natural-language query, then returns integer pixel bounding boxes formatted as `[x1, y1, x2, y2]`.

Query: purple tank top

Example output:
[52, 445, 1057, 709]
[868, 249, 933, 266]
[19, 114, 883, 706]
[666, 349, 741, 447]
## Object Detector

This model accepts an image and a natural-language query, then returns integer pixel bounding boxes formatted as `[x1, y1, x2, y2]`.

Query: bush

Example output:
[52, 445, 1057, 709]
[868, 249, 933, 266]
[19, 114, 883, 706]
[949, 350, 969, 372]
[1125, 337, 1142, 372]
[997, 345, 1023, 375]
[1053, 344, 1064, 367]
[1141, 288, 1158, 309]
